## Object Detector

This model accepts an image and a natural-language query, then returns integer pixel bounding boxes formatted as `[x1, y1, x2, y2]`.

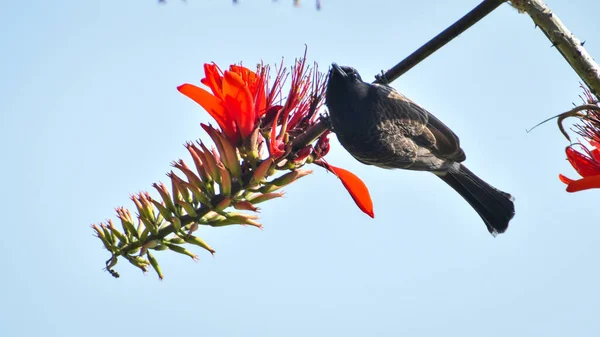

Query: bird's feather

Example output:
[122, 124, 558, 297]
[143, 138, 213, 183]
[375, 84, 465, 162]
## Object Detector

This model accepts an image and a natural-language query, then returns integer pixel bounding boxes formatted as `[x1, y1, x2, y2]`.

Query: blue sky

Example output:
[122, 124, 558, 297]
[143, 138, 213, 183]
[2, 0, 600, 336]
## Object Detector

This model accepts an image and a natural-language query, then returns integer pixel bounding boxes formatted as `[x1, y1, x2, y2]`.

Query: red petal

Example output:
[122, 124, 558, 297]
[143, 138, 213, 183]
[222, 71, 255, 139]
[565, 175, 600, 192]
[558, 174, 574, 185]
[325, 164, 374, 218]
[177, 84, 238, 143]
[592, 147, 600, 162]
[565, 146, 600, 177]
[229, 65, 257, 83]
[200, 63, 224, 99]
[229, 65, 267, 117]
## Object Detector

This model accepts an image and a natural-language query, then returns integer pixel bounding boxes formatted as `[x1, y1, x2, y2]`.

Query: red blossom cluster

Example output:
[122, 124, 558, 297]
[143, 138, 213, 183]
[177, 55, 373, 215]
[559, 87, 600, 192]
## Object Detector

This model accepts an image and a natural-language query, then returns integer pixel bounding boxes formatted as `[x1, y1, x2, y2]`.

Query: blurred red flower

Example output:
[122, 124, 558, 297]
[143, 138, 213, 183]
[559, 142, 600, 192]
[559, 87, 600, 192]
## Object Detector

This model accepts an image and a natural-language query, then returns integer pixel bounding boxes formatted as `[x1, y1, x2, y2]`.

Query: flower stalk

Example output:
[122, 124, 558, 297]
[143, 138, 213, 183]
[93, 52, 374, 279]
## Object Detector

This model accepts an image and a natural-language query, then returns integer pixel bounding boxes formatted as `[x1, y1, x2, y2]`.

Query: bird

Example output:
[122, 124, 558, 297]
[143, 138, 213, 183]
[325, 63, 515, 235]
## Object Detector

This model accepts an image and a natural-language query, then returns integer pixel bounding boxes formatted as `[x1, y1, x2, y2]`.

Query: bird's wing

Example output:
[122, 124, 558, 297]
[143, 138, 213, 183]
[419, 110, 466, 162]
[378, 85, 466, 163]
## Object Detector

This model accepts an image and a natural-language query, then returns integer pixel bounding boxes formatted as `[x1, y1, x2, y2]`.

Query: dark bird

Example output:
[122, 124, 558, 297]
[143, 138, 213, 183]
[325, 63, 515, 235]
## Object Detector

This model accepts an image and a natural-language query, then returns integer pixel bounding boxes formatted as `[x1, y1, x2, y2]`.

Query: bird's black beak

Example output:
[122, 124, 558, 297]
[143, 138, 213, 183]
[330, 63, 347, 78]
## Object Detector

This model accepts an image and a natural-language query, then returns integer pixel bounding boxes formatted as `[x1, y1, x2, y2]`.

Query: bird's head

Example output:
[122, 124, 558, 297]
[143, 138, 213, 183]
[328, 63, 363, 85]
[326, 63, 366, 110]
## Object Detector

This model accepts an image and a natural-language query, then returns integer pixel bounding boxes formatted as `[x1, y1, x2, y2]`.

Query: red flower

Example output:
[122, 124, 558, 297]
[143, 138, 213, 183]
[559, 142, 600, 192]
[177, 55, 373, 217]
[177, 63, 268, 145]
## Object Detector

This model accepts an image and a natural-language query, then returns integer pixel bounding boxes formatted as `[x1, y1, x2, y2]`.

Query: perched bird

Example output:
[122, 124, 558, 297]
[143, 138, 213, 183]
[325, 63, 515, 235]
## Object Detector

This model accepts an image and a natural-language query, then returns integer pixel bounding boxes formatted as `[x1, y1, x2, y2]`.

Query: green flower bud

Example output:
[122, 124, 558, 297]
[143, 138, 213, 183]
[176, 199, 198, 218]
[251, 158, 274, 185]
[139, 216, 158, 235]
[184, 235, 216, 255]
[139, 226, 150, 242]
[140, 239, 159, 256]
[167, 236, 185, 244]
[169, 172, 191, 204]
[125, 255, 150, 272]
[218, 163, 232, 196]
[147, 251, 163, 280]
[166, 243, 198, 261]
[271, 169, 312, 186]
[152, 182, 176, 213]
[140, 192, 157, 222]
[233, 200, 259, 212]
[150, 199, 173, 221]
[199, 210, 225, 223]
[212, 212, 262, 229]
[173, 159, 205, 190]
[170, 217, 182, 232]
[92, 224, 113, 251]
[199, 142, 220, 183]
[115, 207, 137, 239]
[107, 220, 128, 244]
[181, 180, 211, 206]
[185, 142, 211, 183]
[202, 124, 242, 179]
[246, 192, 285, 204]
[101, 224, 115, 245]
[215, 197, 232, 212]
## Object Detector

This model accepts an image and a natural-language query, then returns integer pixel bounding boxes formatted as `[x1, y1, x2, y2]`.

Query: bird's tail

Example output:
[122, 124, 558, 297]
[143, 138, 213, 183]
[437, 163, 515, 235]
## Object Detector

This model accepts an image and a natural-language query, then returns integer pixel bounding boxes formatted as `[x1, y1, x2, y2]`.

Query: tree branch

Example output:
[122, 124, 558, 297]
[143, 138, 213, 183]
[510, 0, 600, 100]
[376, 0, 508, 84]
[300, 0, 508, 143]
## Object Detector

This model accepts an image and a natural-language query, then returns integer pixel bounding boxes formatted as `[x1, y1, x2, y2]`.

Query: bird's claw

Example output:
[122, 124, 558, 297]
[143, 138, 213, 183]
[319, 113, 333, 130]
[375, 70, 390, 85]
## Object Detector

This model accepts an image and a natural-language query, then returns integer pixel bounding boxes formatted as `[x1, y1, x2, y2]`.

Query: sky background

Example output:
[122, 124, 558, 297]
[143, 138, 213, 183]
[1, 0, 600, 336]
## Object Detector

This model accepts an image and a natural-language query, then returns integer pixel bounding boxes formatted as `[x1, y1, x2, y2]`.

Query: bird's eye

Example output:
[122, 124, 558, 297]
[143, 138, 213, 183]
[350, 73, 362, 81]
[338, 66, 361, 81]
